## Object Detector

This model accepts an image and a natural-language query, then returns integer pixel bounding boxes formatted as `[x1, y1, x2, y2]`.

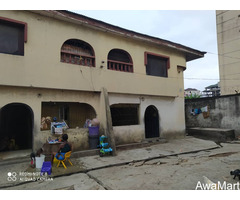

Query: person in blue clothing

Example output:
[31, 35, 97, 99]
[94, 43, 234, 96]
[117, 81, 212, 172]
[51, 133, 72, 163]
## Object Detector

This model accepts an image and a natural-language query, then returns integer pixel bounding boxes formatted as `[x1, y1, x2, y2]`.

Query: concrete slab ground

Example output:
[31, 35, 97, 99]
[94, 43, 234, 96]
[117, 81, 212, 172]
[1, 136, 240, 190]
[79, 137, 219, 170]
[85, 142, 240, 190]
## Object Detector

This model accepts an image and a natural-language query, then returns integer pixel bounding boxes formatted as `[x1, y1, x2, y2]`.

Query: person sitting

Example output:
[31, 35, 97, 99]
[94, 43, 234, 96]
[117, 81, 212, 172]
[51, 133, 72, 164]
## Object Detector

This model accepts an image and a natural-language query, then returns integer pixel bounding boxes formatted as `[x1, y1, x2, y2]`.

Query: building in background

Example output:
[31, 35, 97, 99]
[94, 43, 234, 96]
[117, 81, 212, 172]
[202, 82, 221, 97]
[216, 10, 240, 95]
[184, 88, 201, 98]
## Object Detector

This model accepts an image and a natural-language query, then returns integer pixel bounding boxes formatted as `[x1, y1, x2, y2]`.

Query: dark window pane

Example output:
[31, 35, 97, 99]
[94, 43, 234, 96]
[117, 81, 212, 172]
[0, 23, 24, 55]
[110, 104, 139, 126]
[146, 54, 168, 77]
[61, 39, 94, 56]
[108, 49, 131, 63]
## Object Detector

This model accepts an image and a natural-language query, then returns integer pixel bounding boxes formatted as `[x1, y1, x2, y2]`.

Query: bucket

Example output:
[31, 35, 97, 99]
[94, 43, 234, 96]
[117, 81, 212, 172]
[88, 126, 99, 136]
[88, 135, 99, 149]
[35, 155, 45, 169]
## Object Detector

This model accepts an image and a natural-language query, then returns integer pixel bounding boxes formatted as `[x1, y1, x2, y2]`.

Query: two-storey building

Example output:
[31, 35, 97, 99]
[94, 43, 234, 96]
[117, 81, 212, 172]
[0, 10, 205, 152]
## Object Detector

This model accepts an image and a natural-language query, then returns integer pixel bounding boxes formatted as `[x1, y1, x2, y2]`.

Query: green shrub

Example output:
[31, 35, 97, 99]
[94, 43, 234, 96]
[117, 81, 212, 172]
[185, 93, 200, 99]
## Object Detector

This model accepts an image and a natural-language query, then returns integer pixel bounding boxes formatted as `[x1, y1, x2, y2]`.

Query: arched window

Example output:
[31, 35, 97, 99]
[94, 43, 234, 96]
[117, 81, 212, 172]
[61, 39, 95, 67]
[107, 49, 133, 72]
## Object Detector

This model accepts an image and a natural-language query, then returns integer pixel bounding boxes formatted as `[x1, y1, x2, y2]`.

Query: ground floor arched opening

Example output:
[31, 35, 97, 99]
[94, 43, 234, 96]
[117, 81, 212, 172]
[144, 105, 160, 138]
[0, 103, 33, 152]
[41, 102, 97, 129]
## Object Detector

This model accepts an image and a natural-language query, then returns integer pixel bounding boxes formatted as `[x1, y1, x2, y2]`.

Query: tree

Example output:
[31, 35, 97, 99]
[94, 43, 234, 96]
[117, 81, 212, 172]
[185, 93, 200, 99]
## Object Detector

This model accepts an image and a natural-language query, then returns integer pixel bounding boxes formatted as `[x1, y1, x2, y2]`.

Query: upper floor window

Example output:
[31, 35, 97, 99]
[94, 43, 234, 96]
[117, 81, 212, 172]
[61, 39, 95, 67]
[107, 49, 133, 73]
[0, 17, 27, 56]
[145, 52, 170, 78]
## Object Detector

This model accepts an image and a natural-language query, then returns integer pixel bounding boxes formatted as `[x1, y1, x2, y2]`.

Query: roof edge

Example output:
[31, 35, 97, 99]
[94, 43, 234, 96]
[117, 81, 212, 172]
[30, 10, 206, 61]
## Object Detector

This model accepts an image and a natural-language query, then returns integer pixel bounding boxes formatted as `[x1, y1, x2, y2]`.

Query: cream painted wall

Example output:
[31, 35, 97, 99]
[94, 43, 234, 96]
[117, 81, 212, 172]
[0, 86, 100, 150]
[109, 93, 185, 144]
[217, 10, 240, 95]
[0, 10, 186, 97]
[0, 10, 188, 151]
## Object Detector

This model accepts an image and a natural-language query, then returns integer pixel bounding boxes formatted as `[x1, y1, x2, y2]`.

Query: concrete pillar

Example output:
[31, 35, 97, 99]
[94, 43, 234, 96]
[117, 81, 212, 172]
[100, 87, 117, 156]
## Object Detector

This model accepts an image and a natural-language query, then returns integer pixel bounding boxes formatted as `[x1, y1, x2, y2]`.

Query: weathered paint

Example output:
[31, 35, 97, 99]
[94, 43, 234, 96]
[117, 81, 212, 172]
[0, 85, 100, 151]
[216, 10, 240, 95]
[109, 93, 186, 141]
[185, 94, 240, 138]
[36, 128, 90, 151]
[0, 11, 204, 152]
[0, 11, 196, 97]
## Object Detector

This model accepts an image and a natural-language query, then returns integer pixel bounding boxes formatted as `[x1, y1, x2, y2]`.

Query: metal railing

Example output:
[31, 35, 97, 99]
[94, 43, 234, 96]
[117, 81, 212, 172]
[108, 60, 133, 73]
[61, 50, 95, 67]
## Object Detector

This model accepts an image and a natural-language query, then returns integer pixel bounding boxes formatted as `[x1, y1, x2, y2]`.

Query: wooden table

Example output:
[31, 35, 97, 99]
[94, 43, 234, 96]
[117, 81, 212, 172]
[42, 141, 63, 160]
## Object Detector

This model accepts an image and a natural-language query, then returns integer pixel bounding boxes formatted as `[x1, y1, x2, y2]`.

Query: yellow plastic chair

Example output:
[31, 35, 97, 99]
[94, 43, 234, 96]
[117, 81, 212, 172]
[56, 151, 73, 169]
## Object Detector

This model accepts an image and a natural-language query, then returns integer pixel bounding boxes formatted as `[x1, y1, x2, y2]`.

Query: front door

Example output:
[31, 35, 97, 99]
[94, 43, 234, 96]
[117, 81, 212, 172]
[144, 105, 159, 138]
[0, 103, 33, 151]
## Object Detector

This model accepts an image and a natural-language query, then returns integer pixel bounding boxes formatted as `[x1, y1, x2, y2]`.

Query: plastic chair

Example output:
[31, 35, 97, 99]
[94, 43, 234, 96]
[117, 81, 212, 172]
[56, 151, 73, 169]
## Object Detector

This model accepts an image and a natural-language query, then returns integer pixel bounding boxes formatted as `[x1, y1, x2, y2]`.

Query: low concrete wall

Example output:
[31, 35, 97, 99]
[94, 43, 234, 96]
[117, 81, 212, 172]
[113, 125, 185, 144]
[113, 125, 145, 145]
[35, 128, 90, 151]
[185, 94, 240, 138]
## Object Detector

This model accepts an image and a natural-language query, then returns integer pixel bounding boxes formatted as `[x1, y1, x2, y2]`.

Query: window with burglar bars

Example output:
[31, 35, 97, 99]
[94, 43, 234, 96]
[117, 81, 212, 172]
[110, 104, 139, 126]
[107, 49, 133, 73]
[60, 39, 95, 67]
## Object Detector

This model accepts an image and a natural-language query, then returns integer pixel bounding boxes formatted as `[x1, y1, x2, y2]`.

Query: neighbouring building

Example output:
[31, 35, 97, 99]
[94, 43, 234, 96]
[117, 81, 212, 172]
[202, 83, 221, 97]
[0, 10, 205, 153]
[184, 88, 201, 97]
[216, 10, 240, 95]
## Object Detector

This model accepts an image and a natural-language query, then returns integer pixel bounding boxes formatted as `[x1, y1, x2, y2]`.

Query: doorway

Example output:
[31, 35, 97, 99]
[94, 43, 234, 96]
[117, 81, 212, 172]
[144, 105, 160, 138]
[0, 103, 33, 151]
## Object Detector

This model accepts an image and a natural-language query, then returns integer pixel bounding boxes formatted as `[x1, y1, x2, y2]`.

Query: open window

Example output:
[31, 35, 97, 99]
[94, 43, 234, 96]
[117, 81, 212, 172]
[0, 17, 27, 56]
[145, 52, 170, 77]
[61, 39, 95, 67]
[107, 49, 133, 72]
[41, 102, 96, 129]
[110, 104, 139, 126]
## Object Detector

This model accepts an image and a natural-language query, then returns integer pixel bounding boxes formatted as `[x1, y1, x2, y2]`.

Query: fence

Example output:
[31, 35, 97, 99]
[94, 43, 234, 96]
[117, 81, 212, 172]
[185, 93, 240, 137]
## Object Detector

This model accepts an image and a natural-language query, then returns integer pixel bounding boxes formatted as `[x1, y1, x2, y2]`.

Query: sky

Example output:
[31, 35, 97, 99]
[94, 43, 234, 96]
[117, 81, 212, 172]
[72, 10, 219, 92]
